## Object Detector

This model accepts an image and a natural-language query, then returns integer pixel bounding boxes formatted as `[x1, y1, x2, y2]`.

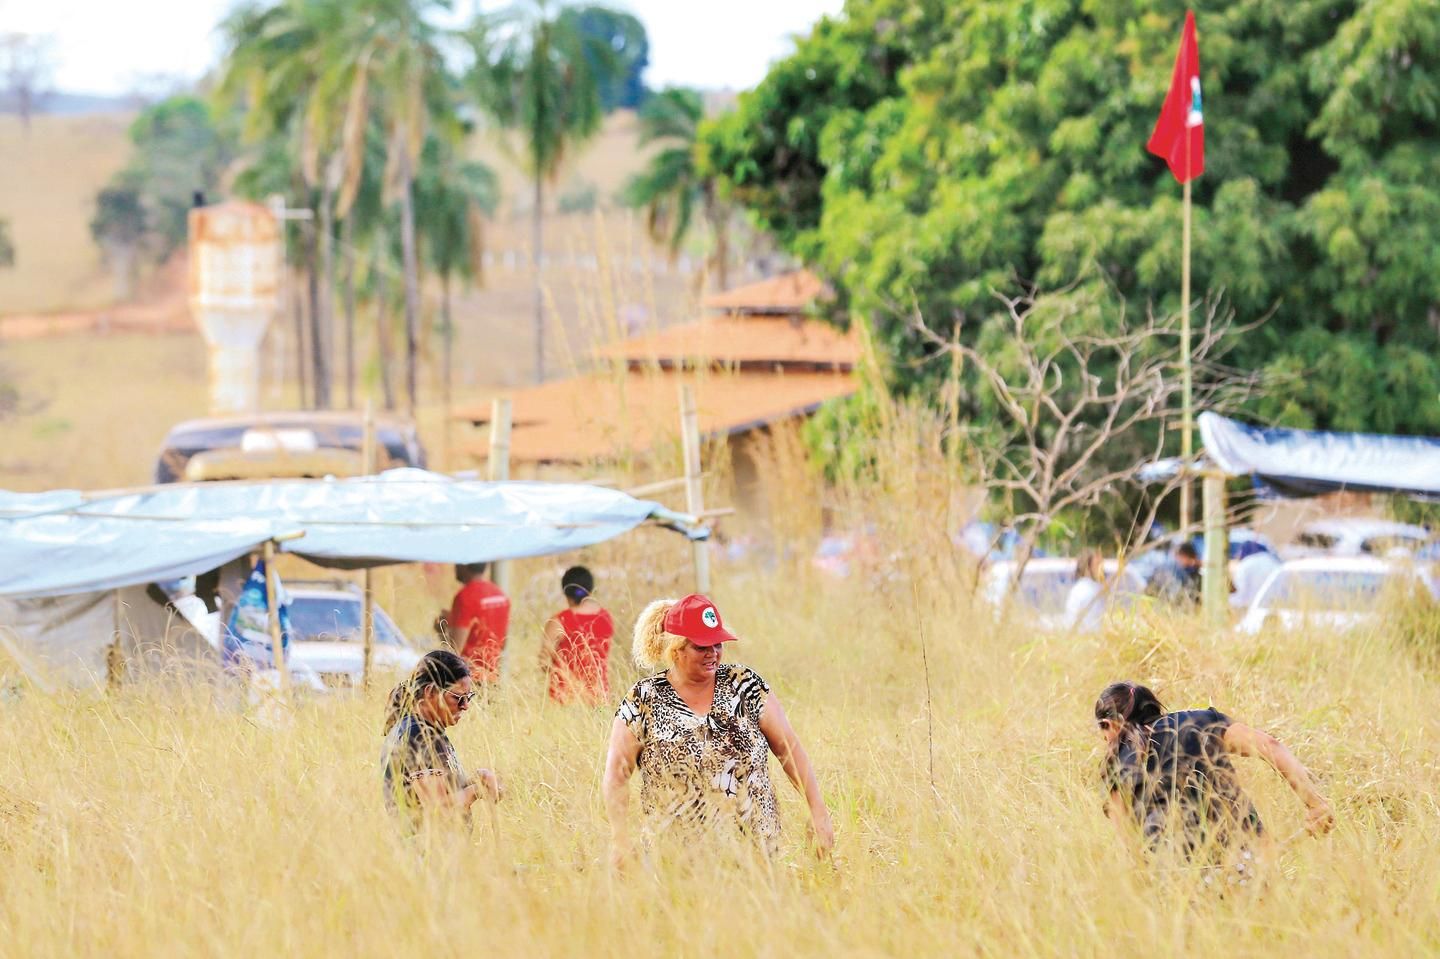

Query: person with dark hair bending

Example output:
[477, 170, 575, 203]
[1095, 681, 1333, 871]
[382, 650, 503, 832]
[540, 566, 615, 705]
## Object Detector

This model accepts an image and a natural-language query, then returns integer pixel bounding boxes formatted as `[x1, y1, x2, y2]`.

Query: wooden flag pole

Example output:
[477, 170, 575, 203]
[1180, 174, 1194, 536]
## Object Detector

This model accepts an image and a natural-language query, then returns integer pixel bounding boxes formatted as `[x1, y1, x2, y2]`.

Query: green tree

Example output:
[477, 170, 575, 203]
[568, 5, 649, 111]
[622, 86, 734, 289]
[468, 0, 621, 383]
[89, 187, 147, 300]
[705, 0, 1440, 440]
[0, 218, 14, 269]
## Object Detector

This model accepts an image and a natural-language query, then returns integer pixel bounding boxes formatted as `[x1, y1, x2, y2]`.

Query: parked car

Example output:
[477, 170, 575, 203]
[285, 582, 423, 688]
[981, 557, 1145, 629]
[153, 411, 426, 483]
[1283, 518, 1431, 559]
[1237, 557, 1435, 635]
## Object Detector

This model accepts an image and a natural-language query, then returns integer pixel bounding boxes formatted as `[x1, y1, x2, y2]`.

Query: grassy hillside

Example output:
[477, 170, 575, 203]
[0, 113, 134, 314]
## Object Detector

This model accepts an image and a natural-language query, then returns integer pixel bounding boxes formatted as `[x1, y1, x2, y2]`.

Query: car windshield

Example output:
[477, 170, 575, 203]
[1261, 570, 1391, 611]
[288, 596, 406, 646]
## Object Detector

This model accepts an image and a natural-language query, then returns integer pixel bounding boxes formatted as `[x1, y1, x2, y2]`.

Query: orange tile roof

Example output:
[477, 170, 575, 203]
[701, 270, 829, 314]
[458, 370, 856, 464]
[599, 314, 859, 369]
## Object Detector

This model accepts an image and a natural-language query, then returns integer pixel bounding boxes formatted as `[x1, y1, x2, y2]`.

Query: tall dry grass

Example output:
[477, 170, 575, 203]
[4, 410, 1439, 957]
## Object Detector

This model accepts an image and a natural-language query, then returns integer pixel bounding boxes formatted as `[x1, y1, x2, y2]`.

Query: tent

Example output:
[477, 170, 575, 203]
[0, 469, 703, 685]
[1138, 413, 1440, 500]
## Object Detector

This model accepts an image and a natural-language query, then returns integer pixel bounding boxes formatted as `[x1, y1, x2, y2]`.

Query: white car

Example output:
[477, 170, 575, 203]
[981, 557, 1145, 630]
[1284, 518, 1432, 559]
[285, 584, 424, 688]
[1237, 557, 1435, 635]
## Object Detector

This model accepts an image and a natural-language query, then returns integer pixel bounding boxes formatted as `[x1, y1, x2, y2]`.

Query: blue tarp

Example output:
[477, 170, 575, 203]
[0, 468, 700, 599]
[1199, 412, 1440, 499]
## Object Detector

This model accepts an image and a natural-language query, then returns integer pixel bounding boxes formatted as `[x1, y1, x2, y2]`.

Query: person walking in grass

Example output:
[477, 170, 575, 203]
[602, 594, 835, 866]
[1065, 550, 1108, 633]
[1094, 681, 1333, 878]
[382, 650, 503, 833]
[540, 565, 615, 705]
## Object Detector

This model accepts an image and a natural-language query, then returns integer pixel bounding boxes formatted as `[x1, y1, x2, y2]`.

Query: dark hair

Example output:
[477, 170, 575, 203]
[458, 562, 490, 579]
[1074, 550, 1102, 581]
[1094, 681, 1165, 729]
[383, 649, 471, 734]
[1175, 542, 1199, 561]
[561, 565, 594, 603]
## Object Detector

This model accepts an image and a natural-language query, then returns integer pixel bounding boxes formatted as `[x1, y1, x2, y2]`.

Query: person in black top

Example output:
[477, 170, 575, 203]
[1095, 681, 1333, 865]
[382, 650, 503, 833]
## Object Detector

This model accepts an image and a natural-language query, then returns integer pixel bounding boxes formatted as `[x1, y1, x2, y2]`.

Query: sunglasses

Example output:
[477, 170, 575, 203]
[444, 687, 477, 709]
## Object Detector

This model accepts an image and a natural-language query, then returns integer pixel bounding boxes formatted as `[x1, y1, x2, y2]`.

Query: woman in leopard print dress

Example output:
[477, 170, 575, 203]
[602, 594, 834, 865]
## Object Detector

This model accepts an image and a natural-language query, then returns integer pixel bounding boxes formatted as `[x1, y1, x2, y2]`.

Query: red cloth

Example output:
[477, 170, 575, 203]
[1147, 10, 1204, 184]
[547, 606, 615, 704]
[449, 579, 510, 682]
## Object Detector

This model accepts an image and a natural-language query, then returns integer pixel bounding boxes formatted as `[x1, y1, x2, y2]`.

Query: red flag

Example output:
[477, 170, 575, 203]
[1147, 10, 1204, 183]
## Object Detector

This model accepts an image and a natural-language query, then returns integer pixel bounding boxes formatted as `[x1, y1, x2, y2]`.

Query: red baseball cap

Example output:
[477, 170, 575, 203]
[663, 594, 738, 647]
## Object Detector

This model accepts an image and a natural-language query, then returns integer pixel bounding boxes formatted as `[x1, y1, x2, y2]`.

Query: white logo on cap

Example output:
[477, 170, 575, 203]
[702, 607, 718, 629]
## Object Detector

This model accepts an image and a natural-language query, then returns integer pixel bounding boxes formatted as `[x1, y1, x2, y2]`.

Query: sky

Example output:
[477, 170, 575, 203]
[1, 0, 845, 97]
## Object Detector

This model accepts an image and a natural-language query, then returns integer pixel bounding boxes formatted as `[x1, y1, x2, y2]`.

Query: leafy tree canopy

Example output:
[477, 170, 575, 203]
[566, 5, 650, 111]
[704, 0, 1440, 436]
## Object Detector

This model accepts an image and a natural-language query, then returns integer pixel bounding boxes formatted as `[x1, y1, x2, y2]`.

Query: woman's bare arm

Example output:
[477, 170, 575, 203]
[539, 617, 565, 671]
[602, 717, 641, 864]
[758, 692, 835, 857]
[1224, 721, 1335, 834]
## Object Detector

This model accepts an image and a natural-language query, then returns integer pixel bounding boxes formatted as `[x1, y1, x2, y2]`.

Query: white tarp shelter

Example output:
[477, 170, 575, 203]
[0, 469, 701, 685]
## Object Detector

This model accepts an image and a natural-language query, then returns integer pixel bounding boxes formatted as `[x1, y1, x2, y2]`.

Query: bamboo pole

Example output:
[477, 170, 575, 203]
[263, 539, 290, 694]
[679, 384, 711, 594]
[1201, 470, 1227, 628]
[1179, 175, 1194, 536]
[361, 399, 375, 691]
[488, 398, 513, 596]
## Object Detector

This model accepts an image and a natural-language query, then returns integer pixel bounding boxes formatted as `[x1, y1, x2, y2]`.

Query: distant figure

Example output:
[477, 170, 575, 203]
[1065, 551, 1107, 633]
[381, 650, 502, 834]
[1229, 545, 1281, 609]
[1148, 542, 1202, 605]
[1095, 681, 1332, 874]
[541, 566, 615, 705]
[442, 563, 510, 683]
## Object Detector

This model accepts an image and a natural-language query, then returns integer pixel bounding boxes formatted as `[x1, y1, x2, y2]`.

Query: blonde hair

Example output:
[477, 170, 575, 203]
[631, 598, 689, 670]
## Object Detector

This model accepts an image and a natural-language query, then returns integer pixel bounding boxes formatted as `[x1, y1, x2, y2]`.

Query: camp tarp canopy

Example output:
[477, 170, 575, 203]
[0, 468, 702, 599]
[0, 469, 702, 686]
[1198, 412, 1440, 499]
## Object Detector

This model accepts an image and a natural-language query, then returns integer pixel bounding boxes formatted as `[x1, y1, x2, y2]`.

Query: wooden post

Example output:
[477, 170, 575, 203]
[263, 539, 290, 693]
[1202, 470, 1228, 628]
[488, 398, 513, 597]
[679, 384, 711, 594]
[107, 589, 124, 693]
[361, 399, 375, 691]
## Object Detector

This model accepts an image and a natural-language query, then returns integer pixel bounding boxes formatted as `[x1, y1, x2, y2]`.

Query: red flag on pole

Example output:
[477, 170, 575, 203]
[1147, 10, 1204, 183]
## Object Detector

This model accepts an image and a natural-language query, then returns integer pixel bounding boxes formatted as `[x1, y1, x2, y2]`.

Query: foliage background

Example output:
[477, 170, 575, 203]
[703, 0, 1440, 437]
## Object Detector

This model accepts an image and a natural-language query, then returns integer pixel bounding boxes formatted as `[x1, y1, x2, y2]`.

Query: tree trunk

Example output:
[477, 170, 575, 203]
[293, 268, 309, 409]
[342, 216, 356, 409]
[397, 146, 421, 417]
[314, 192, 334, 409]
[441, 270, 453, 470]
[375, 252, 396, 412]
[532, 175, 544, 384]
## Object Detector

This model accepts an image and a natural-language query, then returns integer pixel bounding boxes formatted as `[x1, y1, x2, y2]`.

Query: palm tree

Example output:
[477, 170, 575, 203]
[621, 86, 733, 291]
[415, 130, 499, 438]
[468, 1, 620, 383]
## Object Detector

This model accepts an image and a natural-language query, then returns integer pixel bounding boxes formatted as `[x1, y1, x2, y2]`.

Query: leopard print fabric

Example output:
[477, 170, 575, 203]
[616, 663, 779, 853]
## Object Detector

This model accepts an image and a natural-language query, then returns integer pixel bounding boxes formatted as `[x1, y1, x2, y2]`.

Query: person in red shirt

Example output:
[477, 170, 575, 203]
[540, 566, 614, 705]
[443, 563, 510, 683]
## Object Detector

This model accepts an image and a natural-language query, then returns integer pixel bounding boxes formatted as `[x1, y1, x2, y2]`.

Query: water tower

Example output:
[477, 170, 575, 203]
[188, 202, 281, 415]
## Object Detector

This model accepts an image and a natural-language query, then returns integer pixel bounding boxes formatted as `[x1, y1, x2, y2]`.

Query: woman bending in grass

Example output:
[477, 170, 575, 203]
[381, 650, 503, 834]
[1095, 681, 1333, 875]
